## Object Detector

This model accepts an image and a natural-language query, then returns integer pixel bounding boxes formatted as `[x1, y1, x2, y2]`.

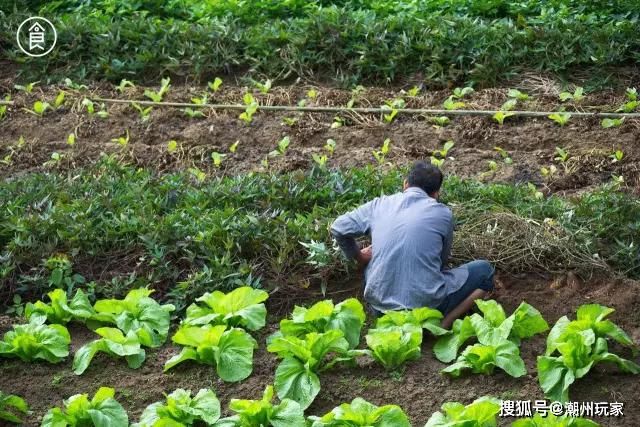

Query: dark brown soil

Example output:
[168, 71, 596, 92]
[1, 275, 639, 426]
[1, 83, 639, 195]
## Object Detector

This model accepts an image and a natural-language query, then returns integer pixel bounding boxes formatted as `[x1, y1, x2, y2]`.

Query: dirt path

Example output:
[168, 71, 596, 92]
[1, 274, 639, 426]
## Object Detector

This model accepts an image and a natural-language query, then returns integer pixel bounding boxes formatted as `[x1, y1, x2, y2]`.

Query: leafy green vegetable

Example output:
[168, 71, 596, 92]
[267, 330, 364, 409]
[0, 315, 70, 363]
[164, 325, 257, 382]
[132, 388, 221, 427]
[0, 391, 29, 424]
[216, 385, 304, 427]
[73, 327, 146, 375]
[183, 286, 268, 331]
[309, 397, 410, 427]
[92, 288, 175, 348]
[441, 340, 526, 378]
[434, 300, 548, 363]
[271, 298, 366, 349]
[538, 304, 639, 402]
[25, 289, 95, 324]
[375, 306, 448, 336]
[41, 387, 128, 427]
[512, 412, 600, 427]
[365, 324, 422, 370]
[424, 397, 500, 427]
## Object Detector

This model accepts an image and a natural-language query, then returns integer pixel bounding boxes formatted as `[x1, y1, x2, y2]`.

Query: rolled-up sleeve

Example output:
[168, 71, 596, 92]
[330, 199, 378, 259]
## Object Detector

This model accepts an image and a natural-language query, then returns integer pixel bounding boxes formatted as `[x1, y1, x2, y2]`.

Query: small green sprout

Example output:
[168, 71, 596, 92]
[548, 112, 571, 126]
[430, 156, 444, 168]
[208, 77, 223, 92]
[617, 100, 638, 113]
[282, 117, 298, 126]
[0, 95, 10, 119]
[54, 91, 66, 108]
[625, 87, 637, 101]
[452, 86, 474, 99]
[239, 93, 258, 124]
[144, 77, 171, 102]
[494, 146, 513, 164]
[167, 140, 178, 154]
[312, 153, 328, 168]
[487, 160, 498, 172]
[44, 152, 63, 167]
[131, 102, 152, 121]
[372, 138, 391, 165]
[559, 87, 585, 102]
[527, 183, 544, 200]
[116, 79, 135, 93]
[229, 140, 240, 153]
[66, 133, 76, 146]
[324, 139, 336, 155]
[601, 118, 625, 128]
[269, 136, 290, 157]
[507, 89, 529, 101]
[443, 96, 465, 110]
[501, 99, 518, 111]
[540, 165, 557, 178]
[492, 111, 515, 125]
[611, 174, 625, 188]
[14, 81, 38, 93]
[431, 116, 450, 127]
[407, 86, 421, 97]
[307, 89, 318, 99]
[183, 108, 205, 118]
[554, 146, 569, 163]
[211, 152, 226, 167]
[331, 116, 343, 128]
[382, 98, 405, 123]
[433, 140, 455, 159]
[609, 149, 624, 163]
[254, 79, 272, 94]
[111, 130, 130, 147]
[28, 100, 50, 116]
[188, 167, 206, 183]
[63, 78, 88, 90]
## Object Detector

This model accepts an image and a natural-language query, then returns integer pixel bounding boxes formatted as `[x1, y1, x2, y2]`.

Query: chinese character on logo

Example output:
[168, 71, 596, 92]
[28, 22, 46, 51]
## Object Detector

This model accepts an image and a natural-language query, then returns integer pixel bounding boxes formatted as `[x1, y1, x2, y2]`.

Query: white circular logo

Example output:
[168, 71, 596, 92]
[16, 17, 57, 58]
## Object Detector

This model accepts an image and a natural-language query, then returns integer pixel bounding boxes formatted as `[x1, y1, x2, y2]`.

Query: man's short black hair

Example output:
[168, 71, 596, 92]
[407, 161, 443, 195]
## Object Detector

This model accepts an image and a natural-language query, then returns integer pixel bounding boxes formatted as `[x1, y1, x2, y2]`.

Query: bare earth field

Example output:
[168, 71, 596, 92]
[0, 274, 639, 426]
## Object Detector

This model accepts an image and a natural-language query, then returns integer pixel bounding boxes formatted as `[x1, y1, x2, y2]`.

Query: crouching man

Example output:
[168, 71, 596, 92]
[330, 161, 494, 329]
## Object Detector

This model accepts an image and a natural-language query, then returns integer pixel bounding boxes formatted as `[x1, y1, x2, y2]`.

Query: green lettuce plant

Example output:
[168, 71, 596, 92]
[0, 391, 29, 424]
[0, 315, 70, 363]
[164, 324, 257, 382]
[375, 306, 448, 336]
[183, 286, 268, 331]
[270, 298, 366, 349]
[41, 387, 128, 427]
[538, 304, 639, 402]
[309, 397, 410, 427]
[73, 327, 146, 375]
[25, 289, 95, 324]
[365, 323, 423, 370]
[434, 300, 548, 363]
[512, 412, 600, 427]
[216, 385, 305, 427]
[91, 288, 175, 348]
[424, 397, 500, 427]
[267, 330, 365, 409]
[132, 388, 221, 427]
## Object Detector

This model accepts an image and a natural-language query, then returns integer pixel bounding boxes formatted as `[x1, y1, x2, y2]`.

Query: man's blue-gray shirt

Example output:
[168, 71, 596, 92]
[330, 187, 468, 312]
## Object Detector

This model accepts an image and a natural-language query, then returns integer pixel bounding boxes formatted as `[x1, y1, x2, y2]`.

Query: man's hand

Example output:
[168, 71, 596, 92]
[356, 245, 372, 268]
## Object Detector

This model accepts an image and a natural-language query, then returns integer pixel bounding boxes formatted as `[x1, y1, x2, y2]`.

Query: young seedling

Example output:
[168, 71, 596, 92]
[431, 116, 450, 127]
[487, 160, 498, 172]
[346, 85, 366, 108]
[111, 130, 130, 147]
[269, 136, 290, 157]
[494, 146, 513, 164]
[229, 140, 240, 153]
[131, 102, 152, 121]
[492, 111, 515, 126]
[611, 174, 625, 188]
[211, 152, 226, 167]
[188, 167, 206, 183]
[183, 94, 206, 117]
[331, 116, 344, 128]
[407, 86, 421, 97]
[63, 78, 88, 90]
[14, 81, 38, 93]
[82, 98, 109, 118]
[44, 152, 64, 167]
[500, 99, 517, 111]
[0, 95, 10, 120]
[559, 87, 585, 102]
[312, 153, 328, 168]
[66, 133, 76, 146]
[548, 112, 571, 126]
[617, 100, 639, 113]
[144, 77, 171, 102]
[254, 79, 272, 94]
[116, 79, 135, 93]
[626, 87, 638, 101]
[239, 93, 258, 124]
[208, 77, 223, 92]
[601, 118, 625, 128]
[432, 140, 455, 159]
[540, 165, 558, 179]
[507, 89, 529, 101]
[26, 100, 50, 116]
[452, 86, 474, 99]
[54, 91, 66, 109]
[372, 138, 391, 165]
[307, 89, 318, 99]
[443, 96, 465, 110]
[382, 98, 405, 123]
[167, 140, 178, 154]
[554, 147, 572, 173]
[324, 139, 336, 155]
[282, 117, 298, 126]
[430, 157, 445, 168]
[527, 183, 544, 200]
[609, 149, 624, 163]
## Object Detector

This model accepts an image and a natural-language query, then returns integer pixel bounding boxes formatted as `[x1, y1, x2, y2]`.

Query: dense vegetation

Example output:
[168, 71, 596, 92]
[1, 157, 638, 308]
[2, 0, 639, 86]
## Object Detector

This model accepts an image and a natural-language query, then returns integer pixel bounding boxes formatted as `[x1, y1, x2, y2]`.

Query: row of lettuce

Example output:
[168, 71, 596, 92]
[0, 385, 603, 426]
[1, 285, 638, 424]
[3, 0, 639, 85]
